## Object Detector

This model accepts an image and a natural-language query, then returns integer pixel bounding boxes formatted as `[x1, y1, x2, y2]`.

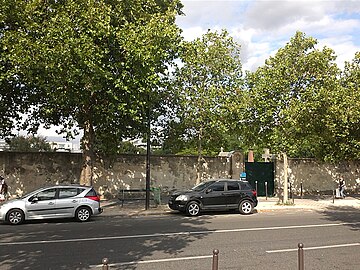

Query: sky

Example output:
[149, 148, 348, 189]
[176, 0, 360, 71]
[36, 0, 360, 140]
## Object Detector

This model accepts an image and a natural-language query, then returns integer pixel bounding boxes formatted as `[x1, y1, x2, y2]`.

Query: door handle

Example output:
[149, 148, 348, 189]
[72, 200, 78, 203]
[48, 202, 54, 205]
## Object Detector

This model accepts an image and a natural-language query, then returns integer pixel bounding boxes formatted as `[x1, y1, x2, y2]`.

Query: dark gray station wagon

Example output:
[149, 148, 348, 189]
[168, 179, 258, 216]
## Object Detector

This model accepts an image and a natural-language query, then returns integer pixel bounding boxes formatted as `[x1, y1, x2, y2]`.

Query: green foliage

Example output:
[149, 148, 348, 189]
[1, 0, 183, 184]
[242, 31, 342, 160]
[95, 139, 146, 155]
[2, 0, 360, 167]
[164, 29, 243, 156]
[0, 0, 31, 137]
[324, 52, 360, 161]
[7, 135, 52, 152]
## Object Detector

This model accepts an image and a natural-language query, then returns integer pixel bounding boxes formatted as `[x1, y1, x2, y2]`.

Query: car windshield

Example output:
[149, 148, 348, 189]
[17, 187, 55, 200]
[18, 189, 42, 199]
[191, 181, 216, 192]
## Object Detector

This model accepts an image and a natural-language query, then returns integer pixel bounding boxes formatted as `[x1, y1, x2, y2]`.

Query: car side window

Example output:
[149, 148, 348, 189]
[34, 188, 57, 201]
[58, 188, 79, 199]
[85, 188, 97, 197]
[210, 182, 225, 192]
[240, 182, 251, 190]
[227, 182, 240, 191]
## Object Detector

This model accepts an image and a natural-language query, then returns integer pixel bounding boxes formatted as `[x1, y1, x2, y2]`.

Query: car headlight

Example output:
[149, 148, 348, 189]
[175, 195, 189, 201]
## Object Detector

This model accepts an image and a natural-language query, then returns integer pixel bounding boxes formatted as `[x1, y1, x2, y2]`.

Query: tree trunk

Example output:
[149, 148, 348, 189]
[80, 119, 95, 186]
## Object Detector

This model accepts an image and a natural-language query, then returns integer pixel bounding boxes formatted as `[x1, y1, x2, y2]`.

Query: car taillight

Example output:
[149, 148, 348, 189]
[85, 195, 100, 202]
[252, 190, 257, 197]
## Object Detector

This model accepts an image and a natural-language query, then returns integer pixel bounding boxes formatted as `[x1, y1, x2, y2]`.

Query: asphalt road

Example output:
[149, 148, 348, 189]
[0, 208, 359, 270]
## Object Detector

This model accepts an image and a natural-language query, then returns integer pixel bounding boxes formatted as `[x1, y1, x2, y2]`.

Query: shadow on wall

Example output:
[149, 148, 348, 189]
[2, 152, 360, 199]
[0, 152, 237, 199]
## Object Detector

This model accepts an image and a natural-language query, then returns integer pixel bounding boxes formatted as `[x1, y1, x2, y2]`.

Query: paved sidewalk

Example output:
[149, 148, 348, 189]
[100, 195, 360, 217]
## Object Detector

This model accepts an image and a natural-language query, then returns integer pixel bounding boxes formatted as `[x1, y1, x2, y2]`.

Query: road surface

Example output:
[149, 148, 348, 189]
[0, 208, 359, 269]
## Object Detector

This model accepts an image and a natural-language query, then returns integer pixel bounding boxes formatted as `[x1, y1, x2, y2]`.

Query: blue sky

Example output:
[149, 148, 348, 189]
[176, 0, 360, 71]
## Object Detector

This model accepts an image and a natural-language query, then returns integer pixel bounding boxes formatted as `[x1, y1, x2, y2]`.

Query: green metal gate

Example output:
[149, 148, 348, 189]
[245, 162, 275, 197]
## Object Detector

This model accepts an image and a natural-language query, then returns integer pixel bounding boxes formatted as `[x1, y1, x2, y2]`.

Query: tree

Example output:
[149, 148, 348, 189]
[168, 30, 243, 183]
[1, 0, 183, 185]
[242, 31, 341, 159]
[0, 0, 32, 138]
[7, 135, 52, 152]
[325, 52, 360, 161]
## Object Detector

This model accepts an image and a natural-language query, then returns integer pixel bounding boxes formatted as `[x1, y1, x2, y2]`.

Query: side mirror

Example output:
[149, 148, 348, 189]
[206, 188, 212, 194]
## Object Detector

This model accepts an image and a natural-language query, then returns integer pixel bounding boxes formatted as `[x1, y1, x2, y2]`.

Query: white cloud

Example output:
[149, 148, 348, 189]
[244, 1, 326, 31]
[177, 0, 360, 71]
[318, 36, 359, 69]
[181, 26, 207, 41]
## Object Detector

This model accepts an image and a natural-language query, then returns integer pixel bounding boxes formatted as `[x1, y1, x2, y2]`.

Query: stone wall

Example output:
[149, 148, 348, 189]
[0, 152, 244, 199]
[2, 152, 359, 199]
[275, 158, 360, 195]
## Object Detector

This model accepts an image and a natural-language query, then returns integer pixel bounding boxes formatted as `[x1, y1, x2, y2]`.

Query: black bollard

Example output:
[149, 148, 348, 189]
[102, 258, 109, 270]
[298, 243, 304, 270]
[212, 249, 219, 270]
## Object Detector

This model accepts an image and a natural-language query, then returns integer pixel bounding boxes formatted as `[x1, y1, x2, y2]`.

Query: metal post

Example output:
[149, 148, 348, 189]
[102, 258, 109, 270]
[283, 153, 288, 203]
[300, 182, 303, 199]
[298, 243, 304, 270]
[212, 249, 219, 270]
[265, 182, 268, 200]
[121, 189, 124, 207]
[145, 95, 151, 210]
[255, 181, 258, 196]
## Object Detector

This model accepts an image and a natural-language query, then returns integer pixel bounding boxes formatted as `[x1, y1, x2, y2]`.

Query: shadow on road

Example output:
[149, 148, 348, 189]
[0, 209, 216, 270]
[319, 205, 360, 232]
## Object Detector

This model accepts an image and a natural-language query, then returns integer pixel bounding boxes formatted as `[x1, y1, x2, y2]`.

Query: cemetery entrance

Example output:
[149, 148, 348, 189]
[245, 162, 275, 197]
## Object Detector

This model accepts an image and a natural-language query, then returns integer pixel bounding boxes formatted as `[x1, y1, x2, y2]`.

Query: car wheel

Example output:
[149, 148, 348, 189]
[7, 209, 25, 225]
[186, 201, 200, 216]
[239, 200, 253, 215]
[75, 206, 92, 222]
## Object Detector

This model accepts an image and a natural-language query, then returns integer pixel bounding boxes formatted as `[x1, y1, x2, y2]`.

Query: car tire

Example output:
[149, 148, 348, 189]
[7, 209, 25, 225]
[186, 201, 200, 216]
[75, 206, 92, 222]
[239, 200, 253, 215]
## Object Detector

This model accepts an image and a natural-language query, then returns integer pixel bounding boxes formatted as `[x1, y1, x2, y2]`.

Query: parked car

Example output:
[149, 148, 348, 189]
[0, 185, 103, 225]
[168, 179, 257, 216]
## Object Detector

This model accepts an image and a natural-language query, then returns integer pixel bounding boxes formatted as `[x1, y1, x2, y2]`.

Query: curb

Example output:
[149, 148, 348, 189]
[99, 198, 360, 217]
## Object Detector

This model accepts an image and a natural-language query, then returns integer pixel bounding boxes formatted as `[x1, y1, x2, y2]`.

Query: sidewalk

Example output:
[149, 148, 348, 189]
[100, 195, 360, 217]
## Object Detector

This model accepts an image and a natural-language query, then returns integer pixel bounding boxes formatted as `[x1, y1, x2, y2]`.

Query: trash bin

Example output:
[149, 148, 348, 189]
[151, 187, 161, 206]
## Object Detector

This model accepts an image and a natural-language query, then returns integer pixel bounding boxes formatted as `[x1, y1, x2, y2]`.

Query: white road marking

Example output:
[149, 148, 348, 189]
[266, 243, 360, 253]
[0, 222, 358, 246]
[89, 255, 213, 267]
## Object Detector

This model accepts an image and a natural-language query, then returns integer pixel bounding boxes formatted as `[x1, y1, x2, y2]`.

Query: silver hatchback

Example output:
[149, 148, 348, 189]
[0, 185, 103, 225]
